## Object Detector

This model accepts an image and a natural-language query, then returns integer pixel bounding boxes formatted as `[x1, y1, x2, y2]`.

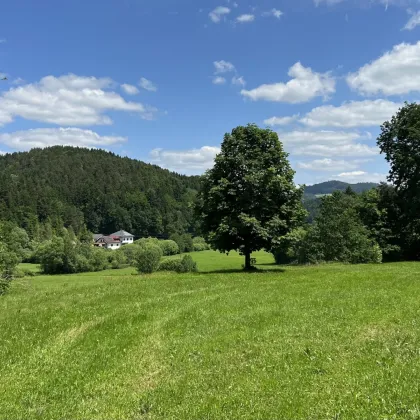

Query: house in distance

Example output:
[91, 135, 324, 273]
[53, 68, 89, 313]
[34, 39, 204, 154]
[93, 230, 134, 250]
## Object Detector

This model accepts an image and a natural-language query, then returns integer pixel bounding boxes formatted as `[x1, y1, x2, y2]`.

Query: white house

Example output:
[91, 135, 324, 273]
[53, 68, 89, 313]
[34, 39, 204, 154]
[93, 235, 122, 250]
[111, 230, 134, 244]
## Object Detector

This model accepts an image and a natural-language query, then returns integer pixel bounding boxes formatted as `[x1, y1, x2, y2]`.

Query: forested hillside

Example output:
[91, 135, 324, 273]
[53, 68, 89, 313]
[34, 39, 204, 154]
[0, 147, 201, 238]
[304, 181, 378, 199]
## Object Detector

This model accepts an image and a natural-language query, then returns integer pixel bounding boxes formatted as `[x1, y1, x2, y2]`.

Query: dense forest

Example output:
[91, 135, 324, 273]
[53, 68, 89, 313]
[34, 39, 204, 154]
[0, 147, 201, 238]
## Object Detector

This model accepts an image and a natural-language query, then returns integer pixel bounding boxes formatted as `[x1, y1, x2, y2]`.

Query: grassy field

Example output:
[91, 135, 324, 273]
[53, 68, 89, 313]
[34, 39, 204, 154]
[2, 251, 420, 419]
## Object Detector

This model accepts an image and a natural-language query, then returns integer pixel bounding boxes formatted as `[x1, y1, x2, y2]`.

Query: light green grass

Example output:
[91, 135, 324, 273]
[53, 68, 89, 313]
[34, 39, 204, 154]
[2, 254, 420, 419]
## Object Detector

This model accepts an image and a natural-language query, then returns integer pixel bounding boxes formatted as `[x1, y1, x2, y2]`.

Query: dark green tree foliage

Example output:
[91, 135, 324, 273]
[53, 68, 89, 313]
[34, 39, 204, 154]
[377, 102, 420, 260]
[0, 147, 201, 238]
[196, 124, 306, 270]
[301, 191, 382, 264]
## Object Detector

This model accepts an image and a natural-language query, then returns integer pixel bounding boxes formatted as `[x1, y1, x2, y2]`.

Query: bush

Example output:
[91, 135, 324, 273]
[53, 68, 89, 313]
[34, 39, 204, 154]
[158, 258, 182, 272]
[109, 249, 127, 269]
[158, 255, 198, 273]
[0, 246, 20, 296]
[120, 244, 143, 266]
[192, 237, 210, 252]
[135, 237, 159, 249]
[169, 233, 194, 253]
[135, 245, 163, 274]
[88, 247, 109, 272]
[158, 240, 180, 256]
[272, 228, 307, 265]
[178, 255, 198, 273]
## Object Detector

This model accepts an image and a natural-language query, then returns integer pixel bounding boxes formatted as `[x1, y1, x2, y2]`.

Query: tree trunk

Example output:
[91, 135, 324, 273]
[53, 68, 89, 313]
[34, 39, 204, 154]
[244, 251, 251, 271]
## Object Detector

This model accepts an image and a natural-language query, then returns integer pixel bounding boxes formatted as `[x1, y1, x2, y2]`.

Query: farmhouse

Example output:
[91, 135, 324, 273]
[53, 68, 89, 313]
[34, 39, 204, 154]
[93, 230, 134, 250]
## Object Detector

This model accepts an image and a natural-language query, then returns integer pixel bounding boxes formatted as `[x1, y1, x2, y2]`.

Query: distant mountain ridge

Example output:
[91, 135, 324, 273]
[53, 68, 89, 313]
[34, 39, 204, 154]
[304, 181, 379, 199]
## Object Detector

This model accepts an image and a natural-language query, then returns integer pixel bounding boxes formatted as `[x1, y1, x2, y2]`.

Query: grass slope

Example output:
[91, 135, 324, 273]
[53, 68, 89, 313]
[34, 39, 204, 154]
[2, 252, 420, 419]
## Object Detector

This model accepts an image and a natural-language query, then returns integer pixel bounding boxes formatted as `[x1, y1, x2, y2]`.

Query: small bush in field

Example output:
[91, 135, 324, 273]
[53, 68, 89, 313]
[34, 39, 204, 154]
[192, 237, 210, 252]
[159, 240, 180, 256]
[136, 245, 163, 274]
[178, 255, 198, 273]
[158, 258, 182, 272]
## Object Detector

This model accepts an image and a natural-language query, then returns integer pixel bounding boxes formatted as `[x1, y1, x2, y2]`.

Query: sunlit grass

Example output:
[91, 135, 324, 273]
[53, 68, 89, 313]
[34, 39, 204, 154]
[2, 254, 420, 419]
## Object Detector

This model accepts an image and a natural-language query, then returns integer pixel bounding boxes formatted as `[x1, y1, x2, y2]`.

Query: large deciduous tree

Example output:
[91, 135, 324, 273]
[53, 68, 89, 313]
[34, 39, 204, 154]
[377, 102, 420, 259]
[196, 124, 306, 270]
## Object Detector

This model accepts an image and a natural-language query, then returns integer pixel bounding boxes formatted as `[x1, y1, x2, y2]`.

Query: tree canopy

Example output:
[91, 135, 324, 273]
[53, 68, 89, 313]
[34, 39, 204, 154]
[377, 102, 420, 260]
[196, 124, 306, 269]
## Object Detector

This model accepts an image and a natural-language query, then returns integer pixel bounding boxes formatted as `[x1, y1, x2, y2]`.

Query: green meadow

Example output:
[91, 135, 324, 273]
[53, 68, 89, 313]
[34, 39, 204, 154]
[1, 251, 420, 419]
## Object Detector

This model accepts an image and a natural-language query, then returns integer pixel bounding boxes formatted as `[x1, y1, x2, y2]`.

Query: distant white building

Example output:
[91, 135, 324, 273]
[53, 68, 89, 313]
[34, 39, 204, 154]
[93, 235, 121, 250]
[93, 230, 134, 250]
[110, 230, 134, 244]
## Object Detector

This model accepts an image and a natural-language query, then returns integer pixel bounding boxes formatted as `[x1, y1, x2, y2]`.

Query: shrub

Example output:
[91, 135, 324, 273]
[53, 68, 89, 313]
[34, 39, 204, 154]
[135, 237, 159, 249]
[109, 249, 127, 269]
[272, 228, 307, 265]
[120, 244, 143, 266]
[182, 234, 194, 253]
[158, 258, 182, 272]
[178, 255, 198, 273]
[193, 237, 210, 251]
[88, 247, 109, 272]
[0, 246, 20, 296]
[158, 240, 180, 256]
[158, 255, 198, 273]
[135, 245, 163, 274]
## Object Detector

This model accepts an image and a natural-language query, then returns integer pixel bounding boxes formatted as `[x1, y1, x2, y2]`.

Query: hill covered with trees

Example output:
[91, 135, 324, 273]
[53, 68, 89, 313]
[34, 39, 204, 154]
[0, 147, 201, 238]
[304, 181, 378, 199]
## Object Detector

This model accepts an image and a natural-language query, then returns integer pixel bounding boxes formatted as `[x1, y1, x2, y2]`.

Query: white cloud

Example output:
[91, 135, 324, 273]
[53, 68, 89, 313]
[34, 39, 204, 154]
[209, 6, 231, 23]
[241, 62, 335, 103]
[262, 9, 283, 18]
[236, 14, 255, 23]
[347, 42, 420, 96]
[404, 10, 420, 30]
[12, 77, 25, 85]
[150, 146, 220, 172]
[315, 0, 413, 6]
[298, 158, 363, 172]
[139, 77, 157, 92]
[336, 171, 387, 183]
[232, 76, 246, 86]
[121, 83, 139, 95]
[264, 115, 299, 126]
[0, 74, 157, 127]
[279, 130, 378, 157]
[300, 99, 401, 128]
[0, 127, 126, 151]
[213, 76, 226, 85]
[214, 60, 236, 74]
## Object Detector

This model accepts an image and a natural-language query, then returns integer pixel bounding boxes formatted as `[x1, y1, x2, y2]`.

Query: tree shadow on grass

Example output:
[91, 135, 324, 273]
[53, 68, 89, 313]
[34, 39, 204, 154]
[198, 267, 286, 275]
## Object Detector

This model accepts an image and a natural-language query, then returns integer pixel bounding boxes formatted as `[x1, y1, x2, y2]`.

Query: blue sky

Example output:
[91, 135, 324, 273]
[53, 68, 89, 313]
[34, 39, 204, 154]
[1, 0, 420, 184]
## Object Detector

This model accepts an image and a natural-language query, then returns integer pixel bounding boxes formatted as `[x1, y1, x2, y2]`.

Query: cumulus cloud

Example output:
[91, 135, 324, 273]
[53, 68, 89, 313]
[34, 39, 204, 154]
[315, 0, 413, 6]
[298, 158, 364, 172]
[241, 62, 335, 103]
[0, 127, 126, 151]
[232, 76, 246, 86]
[262, 9, 283, 18]
[121, 83, 139, 95]
[403, 10, 420, 30]
[214, 60, 236, 74]
[300, 99, 401, 128]
[209, 6, 231, 23]
[150, 146, 220, 173]
[336, 171, 387, 183]
[139, 77, 157, 92]
[236, 14, 255, 23]
[279, 130, 378, 157]
[347, 42, 420, 95]
[264, 115, 299, 126]
[213, 76, 226, 85]
[0, 74, 157, 127]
